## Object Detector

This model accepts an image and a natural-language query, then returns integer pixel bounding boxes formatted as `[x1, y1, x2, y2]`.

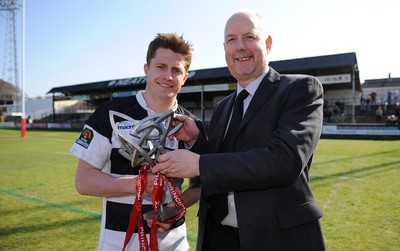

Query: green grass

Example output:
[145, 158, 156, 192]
[0, 129, 399, 250]
[311, 139, 400, 250]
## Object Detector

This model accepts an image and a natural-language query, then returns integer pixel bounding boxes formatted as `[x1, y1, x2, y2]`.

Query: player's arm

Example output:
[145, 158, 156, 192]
[75, 159, 153, 197]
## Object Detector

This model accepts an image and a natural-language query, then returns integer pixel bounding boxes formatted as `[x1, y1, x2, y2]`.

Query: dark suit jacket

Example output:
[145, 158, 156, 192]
[192, 67, 325, 251]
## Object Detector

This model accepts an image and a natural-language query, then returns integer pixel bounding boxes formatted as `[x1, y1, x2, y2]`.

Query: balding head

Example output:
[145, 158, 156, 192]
[225, 9, 268, 43]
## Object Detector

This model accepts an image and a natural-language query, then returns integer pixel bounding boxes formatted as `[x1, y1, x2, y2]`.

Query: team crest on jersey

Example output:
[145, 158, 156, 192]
[75, 128, 93, 149]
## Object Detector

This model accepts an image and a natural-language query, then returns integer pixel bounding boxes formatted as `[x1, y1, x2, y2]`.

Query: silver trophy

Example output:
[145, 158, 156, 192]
[109, 110, 184, 222]
[109, 110, 183, 167]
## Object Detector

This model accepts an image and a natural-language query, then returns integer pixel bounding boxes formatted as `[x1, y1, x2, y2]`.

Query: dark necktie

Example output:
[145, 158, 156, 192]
[209, 90, 249, 223]
[221, 90, 249, 150]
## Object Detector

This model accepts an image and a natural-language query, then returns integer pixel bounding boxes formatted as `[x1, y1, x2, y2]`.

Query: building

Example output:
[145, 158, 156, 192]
[2, 51, 396, 138]
[48, 52, 361, 125]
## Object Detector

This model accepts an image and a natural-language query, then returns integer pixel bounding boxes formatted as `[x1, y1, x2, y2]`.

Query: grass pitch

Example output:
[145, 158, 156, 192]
[0, 129, 399, 250]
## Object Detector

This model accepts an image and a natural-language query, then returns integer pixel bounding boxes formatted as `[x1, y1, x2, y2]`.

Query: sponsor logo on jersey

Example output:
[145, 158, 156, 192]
[76, 128, 93, 149]
[117, 124, 135, 130]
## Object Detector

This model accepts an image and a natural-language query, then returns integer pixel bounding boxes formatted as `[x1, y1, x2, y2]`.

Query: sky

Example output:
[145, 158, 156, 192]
[0, 0, 399, 97]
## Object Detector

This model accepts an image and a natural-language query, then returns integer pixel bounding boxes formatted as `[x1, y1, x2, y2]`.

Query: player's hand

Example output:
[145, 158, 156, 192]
[145, 218, 174, 233]
[143, 172, 159, 196]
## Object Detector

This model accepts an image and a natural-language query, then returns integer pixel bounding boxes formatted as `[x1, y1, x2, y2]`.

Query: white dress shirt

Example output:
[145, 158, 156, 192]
[221, 70, 268, 227]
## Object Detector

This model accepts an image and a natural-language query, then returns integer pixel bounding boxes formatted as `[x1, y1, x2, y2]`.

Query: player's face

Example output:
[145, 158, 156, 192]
[144, 48, 188, 100]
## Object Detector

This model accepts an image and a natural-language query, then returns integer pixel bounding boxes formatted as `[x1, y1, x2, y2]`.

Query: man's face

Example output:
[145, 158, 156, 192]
[224, 13, 271, 86]
[144, 48, 188, 100]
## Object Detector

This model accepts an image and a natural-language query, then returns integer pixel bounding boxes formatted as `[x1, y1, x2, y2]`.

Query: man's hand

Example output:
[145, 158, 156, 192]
[151, 149, 200, 178]
[170, 114, 200, 147]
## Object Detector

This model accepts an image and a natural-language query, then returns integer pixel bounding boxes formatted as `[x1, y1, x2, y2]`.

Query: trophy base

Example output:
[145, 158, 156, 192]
[143, 206, 182, 222]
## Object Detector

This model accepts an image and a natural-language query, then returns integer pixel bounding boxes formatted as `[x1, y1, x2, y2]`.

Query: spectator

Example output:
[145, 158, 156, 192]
[387, 91, 392, 105]
[366, 96, 371, 111]
[360, 96, 366, 111]
[370, 91, 377, 104]
[386, 115, 398, 126]
[375, 106, 383, 122]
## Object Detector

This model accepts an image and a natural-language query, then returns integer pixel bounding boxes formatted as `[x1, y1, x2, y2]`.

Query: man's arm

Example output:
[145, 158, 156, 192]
[75, 159, 154, 197]
[181, 176, 201, 207]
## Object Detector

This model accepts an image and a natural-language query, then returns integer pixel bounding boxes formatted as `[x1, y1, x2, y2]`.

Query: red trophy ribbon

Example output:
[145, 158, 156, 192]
[122, 166, 186, 251]
[110, 110, 186, 251]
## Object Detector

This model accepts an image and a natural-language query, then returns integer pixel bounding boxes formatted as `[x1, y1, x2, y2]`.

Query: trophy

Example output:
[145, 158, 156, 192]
[109, 110, 183, 167]
[109, 110, 185, 223]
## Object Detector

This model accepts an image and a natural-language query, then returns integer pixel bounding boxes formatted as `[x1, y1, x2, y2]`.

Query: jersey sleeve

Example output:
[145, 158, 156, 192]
[70, 124, 112, 169]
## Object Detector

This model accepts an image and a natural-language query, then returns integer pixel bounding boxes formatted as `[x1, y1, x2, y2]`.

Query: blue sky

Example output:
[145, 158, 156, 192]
[1, 0, 399, 97]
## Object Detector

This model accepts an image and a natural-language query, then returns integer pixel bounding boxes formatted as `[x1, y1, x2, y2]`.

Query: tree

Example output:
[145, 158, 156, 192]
[0, 79, 18, 116]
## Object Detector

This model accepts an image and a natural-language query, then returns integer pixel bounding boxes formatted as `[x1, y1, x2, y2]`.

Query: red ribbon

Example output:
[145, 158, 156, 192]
[122, 166, 186, 251]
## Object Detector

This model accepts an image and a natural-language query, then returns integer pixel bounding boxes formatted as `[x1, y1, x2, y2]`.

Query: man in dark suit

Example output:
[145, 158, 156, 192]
[152, 9, 326, 251]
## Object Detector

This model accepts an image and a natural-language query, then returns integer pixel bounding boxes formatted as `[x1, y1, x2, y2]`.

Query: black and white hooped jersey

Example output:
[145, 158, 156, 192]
[70, 91, 196, 251]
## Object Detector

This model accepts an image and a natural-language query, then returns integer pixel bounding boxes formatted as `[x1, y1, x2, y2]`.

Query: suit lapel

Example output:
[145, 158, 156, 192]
[214, 68, 281, 150]
[240, 68, 281, 131]
[215, 93, 236, 150]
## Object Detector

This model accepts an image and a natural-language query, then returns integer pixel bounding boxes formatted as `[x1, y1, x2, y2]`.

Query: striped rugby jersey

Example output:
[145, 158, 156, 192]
[70, 91, 196, 251]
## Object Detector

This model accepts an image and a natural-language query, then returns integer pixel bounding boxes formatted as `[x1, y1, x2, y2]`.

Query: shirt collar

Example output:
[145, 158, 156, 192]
[136, 90, 178, 116]
[236, 69, 269, 97]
